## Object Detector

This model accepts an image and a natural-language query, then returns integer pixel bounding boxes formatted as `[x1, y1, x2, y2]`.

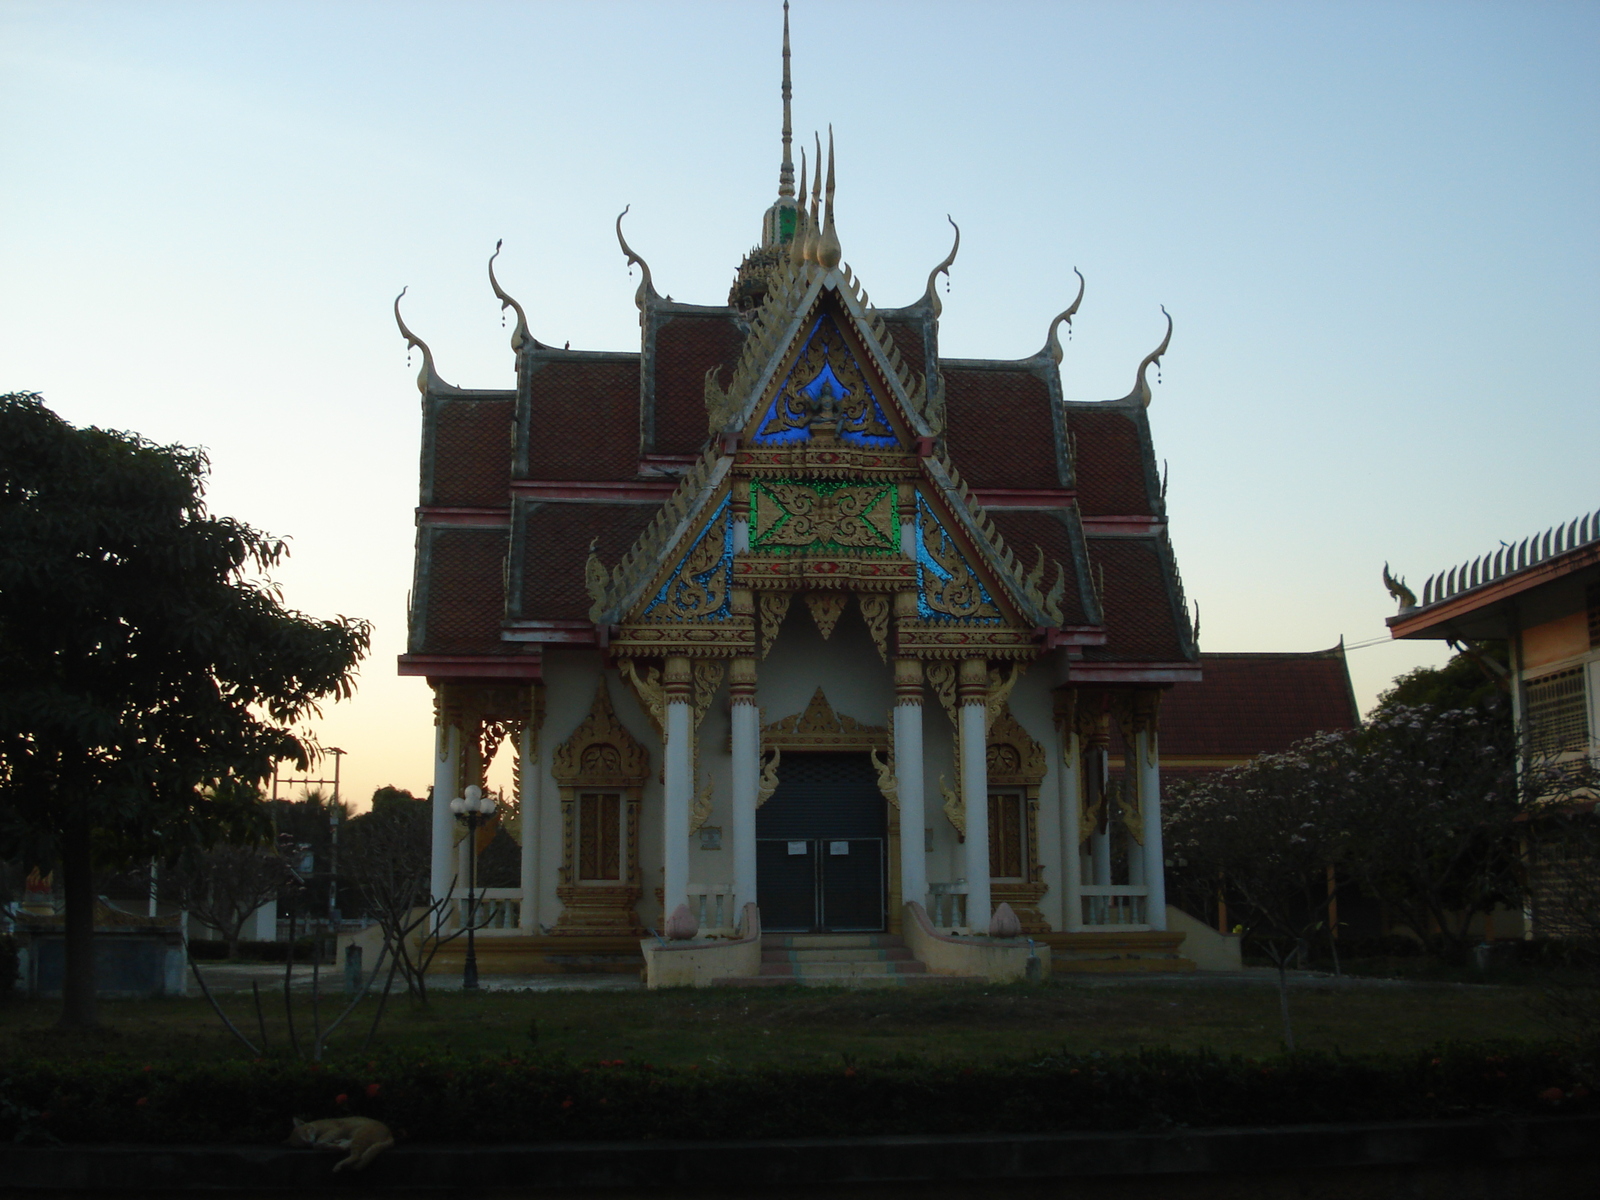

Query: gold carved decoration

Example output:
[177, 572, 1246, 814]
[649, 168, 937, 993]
[760, 313, 896, 443]
[987, 699, 1050, 934]
[986, 706, 1047, 788]
[552, 680, 650, 788]
[762, 687, 888, 751]
[616, 659, 665, 737]
[758, 591, 791, 659]
[859, 594, 890, 662]
[756, 747, 782, 807]
[870, 746, 898, 809]
[925, 661, 957, 724]
[647, 508, 729, 622]
[551, 679, 648, 937]
[751, 481, 897, 552]
[804, 592, 847, 639]
[689, 779, 714, 836]
[919, 505, 1002, 622]
[939, 774, 965, 840]
[691, 660, 725, 731]
[985, 663, 1026, 734]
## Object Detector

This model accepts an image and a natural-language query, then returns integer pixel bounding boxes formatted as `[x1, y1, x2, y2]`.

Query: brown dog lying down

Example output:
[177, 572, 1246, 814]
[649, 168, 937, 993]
[284, 1116, 395, 1172]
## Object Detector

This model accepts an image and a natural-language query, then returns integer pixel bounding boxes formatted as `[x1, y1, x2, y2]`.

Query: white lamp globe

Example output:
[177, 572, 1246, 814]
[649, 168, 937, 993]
[481, 792, 498, 815]
[464, 784, 483, 805]
[449, 797, 465, 815]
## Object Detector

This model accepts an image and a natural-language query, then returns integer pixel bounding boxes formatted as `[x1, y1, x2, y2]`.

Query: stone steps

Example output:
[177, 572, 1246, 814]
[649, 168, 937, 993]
[719, 933, 978, 988]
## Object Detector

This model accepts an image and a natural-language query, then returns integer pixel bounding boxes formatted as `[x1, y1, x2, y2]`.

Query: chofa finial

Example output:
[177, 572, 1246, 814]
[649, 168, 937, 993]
[1121, 306, 1172, 406]
[818, 125, 840, 269]
[789, 148, 809, 267]
[615, 206, 658, 311]
[803, 132, 823, 263]
[923, 216, 961, 318]
[393, 286, 456, 395]
[488, 240, 534, 353]
[1382, 563, 1418, 612]
[1040, 268, 1086, 365]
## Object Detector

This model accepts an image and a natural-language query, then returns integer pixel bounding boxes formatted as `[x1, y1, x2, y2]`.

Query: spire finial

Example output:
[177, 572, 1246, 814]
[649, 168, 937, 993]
[778, 1, 794, 201]
[789, 147, 809, 266]
[803, 131, 823, 263]
[819, 125, 841, 269]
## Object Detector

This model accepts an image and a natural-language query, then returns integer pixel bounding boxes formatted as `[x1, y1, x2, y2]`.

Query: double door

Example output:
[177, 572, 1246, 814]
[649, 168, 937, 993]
[755, 751, 886, 933]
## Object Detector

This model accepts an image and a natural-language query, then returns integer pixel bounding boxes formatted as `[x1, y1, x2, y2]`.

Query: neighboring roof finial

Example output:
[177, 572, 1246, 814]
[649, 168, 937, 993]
[789, 147, 809, 266]
[923, 216, 961, 318]
[1040, 269, 1086, 364]
[818, 124, 840, 269]
[779, 1, 794, 201]
[393, 286, 456, 394]
[803, 131, 822, 263]
[615, 205, 658, 311]
[1121, 306, 1173, 406]
[1382, 563, 1418, 612]
[488, 239, 534, 353]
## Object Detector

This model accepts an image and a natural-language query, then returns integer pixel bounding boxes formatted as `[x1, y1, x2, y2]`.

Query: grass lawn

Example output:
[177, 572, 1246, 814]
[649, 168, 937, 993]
[0, 975, 1553, 1066]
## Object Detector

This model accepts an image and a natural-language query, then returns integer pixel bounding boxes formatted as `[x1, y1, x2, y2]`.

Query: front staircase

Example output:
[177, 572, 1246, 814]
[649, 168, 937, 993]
[716, 933, 975, 988]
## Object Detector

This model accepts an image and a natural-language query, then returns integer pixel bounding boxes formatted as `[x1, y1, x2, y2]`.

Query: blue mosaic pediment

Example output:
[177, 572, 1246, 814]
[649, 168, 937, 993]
[640, 496, 733, 622]
[751, 314, 900, 448]
[913, 494, 1002, 625]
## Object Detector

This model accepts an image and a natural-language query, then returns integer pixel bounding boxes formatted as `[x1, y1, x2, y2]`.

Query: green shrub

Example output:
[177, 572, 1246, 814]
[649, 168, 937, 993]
[0, 1042, 1592, 1145]
[0, 935, 18, 1000]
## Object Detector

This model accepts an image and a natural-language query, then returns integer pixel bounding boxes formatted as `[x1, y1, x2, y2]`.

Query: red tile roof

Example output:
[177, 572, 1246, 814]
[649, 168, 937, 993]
[1082, 536, 1189, 662]
[419, 527, 509, 654]
[1066, 407, 1154, 517]
[651, 312, 746, 455]
[518, 502, 659, 622]
[989, 509, 1090, 626]
[941, 364, 1061, 489]
[1160, 649, 1359, 758]
[429, 396, 514, 507]
[523, 356, 641, 481]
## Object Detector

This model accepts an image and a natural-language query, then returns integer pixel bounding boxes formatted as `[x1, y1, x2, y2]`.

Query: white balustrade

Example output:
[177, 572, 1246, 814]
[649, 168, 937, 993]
[1079, 885, 1149, 929]
[453, 888, 522, 933]
[927, 881, 968, 931]
[686, 884, 738, 935]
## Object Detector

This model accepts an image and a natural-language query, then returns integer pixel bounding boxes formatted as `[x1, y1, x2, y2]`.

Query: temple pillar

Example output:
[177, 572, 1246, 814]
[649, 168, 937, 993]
[1060, 727, 1084, 932]
[517, 712, 541, 932]
[893, 658, 927, 914]
[729, 656, 759, 913]
[1136, 691, 1167, 930]
[431, 695, 462, 921]
[662, 656, 694, 921]
[958, 657, 991, 932]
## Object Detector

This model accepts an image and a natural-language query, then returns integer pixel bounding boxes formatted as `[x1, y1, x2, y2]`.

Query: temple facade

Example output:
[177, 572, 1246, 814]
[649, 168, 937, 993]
[396, 13, 1200, 955]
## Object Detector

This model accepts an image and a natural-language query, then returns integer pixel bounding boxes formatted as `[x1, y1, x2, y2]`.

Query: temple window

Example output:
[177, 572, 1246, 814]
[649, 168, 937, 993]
[988, 789, 1026, 880]
[578, 792, 622, 881]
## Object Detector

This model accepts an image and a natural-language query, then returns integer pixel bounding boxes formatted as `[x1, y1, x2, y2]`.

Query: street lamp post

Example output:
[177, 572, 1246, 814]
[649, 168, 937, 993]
[449, 785, 497, 991]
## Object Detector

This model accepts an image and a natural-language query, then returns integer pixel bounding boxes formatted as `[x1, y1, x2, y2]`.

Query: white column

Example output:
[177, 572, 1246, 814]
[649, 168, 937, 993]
[431, 716, 460, 916]
[730, 657, 759, 915]
[958, 658, 991, 933]
[662, 657, 694, 921]
[1060, 727, 1083, 932]
[517, 713, 541, 933]
[893, 659, 927, 915]
[1137, 723, 1167, 930]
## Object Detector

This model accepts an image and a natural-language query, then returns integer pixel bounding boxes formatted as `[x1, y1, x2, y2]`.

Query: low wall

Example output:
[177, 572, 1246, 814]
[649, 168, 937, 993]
[903, 902, 1048, 982]
[1165, 906, 1242, 971]
[13, 922, 188, 1000]
[2, 1115, 1593, 1194]
[641, 903, 761, 988]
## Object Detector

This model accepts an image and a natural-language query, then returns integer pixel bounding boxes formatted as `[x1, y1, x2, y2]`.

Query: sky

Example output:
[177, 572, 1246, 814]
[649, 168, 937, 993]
[4, 0, 1596, 812]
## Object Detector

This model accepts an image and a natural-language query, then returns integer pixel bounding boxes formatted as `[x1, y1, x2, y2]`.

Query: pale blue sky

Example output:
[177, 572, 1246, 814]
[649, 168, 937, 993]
[4, 1, 1596, 807]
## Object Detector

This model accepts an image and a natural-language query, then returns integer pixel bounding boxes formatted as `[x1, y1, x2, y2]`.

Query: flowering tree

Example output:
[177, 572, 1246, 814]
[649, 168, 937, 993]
[1164, 736, 1348, 1050]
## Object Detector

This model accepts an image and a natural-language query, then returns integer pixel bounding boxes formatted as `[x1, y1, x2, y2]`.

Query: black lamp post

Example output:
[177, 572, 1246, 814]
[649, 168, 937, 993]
[449, 784, 496, 990]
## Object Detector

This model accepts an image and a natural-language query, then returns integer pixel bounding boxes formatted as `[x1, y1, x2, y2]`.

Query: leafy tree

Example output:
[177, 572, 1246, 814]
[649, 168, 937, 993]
[148, 836, 287, 959]
[0, 393, 370, 1028]
[1372, 643, 1509, 718]
[1164, 736, 1348, 1049]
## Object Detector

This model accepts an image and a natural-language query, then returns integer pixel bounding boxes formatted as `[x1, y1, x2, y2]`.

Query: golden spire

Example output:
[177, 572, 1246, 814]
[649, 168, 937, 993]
[818, 125, 841, 269]
[790, 147, 809, 266]
[778, 1, 794, 201]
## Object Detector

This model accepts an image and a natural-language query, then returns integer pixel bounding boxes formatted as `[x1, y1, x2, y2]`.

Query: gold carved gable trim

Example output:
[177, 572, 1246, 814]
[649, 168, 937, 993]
[763, 687, 888, 751]
[552, 680, 650, 788]
[987, 704, 1047, 788]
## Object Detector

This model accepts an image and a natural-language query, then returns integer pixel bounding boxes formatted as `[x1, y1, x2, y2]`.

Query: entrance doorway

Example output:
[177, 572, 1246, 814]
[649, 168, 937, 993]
[756, 752, 886, 933]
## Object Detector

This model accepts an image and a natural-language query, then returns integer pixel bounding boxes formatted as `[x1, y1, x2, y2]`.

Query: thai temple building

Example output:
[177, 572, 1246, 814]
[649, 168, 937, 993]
[397, 7, 1208, 979]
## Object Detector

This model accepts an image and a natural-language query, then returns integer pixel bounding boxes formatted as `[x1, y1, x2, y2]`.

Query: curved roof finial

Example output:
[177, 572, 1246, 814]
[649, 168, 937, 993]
[615, 205, 658, 311]
[1040, 268, 1086, 365]
[789, 148, 809, 267]
[802, 131, 822, 263]
[488, 239, 534, 353]
[819, 125, 841, 269]
[1121, 306, 1173, 406]
[393, 286, 454, 395]
[922, 216, 961, 318]
[778, 1, 795, 201]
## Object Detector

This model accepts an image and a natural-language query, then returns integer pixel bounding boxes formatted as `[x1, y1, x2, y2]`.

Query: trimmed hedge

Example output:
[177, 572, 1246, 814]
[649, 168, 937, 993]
[0, 1043, 1593, 1146]
[186, 939, 330, 964]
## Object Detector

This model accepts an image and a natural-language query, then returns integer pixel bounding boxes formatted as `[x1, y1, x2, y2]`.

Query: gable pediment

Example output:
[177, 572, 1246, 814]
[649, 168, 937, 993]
[749, 310, 901, 448]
